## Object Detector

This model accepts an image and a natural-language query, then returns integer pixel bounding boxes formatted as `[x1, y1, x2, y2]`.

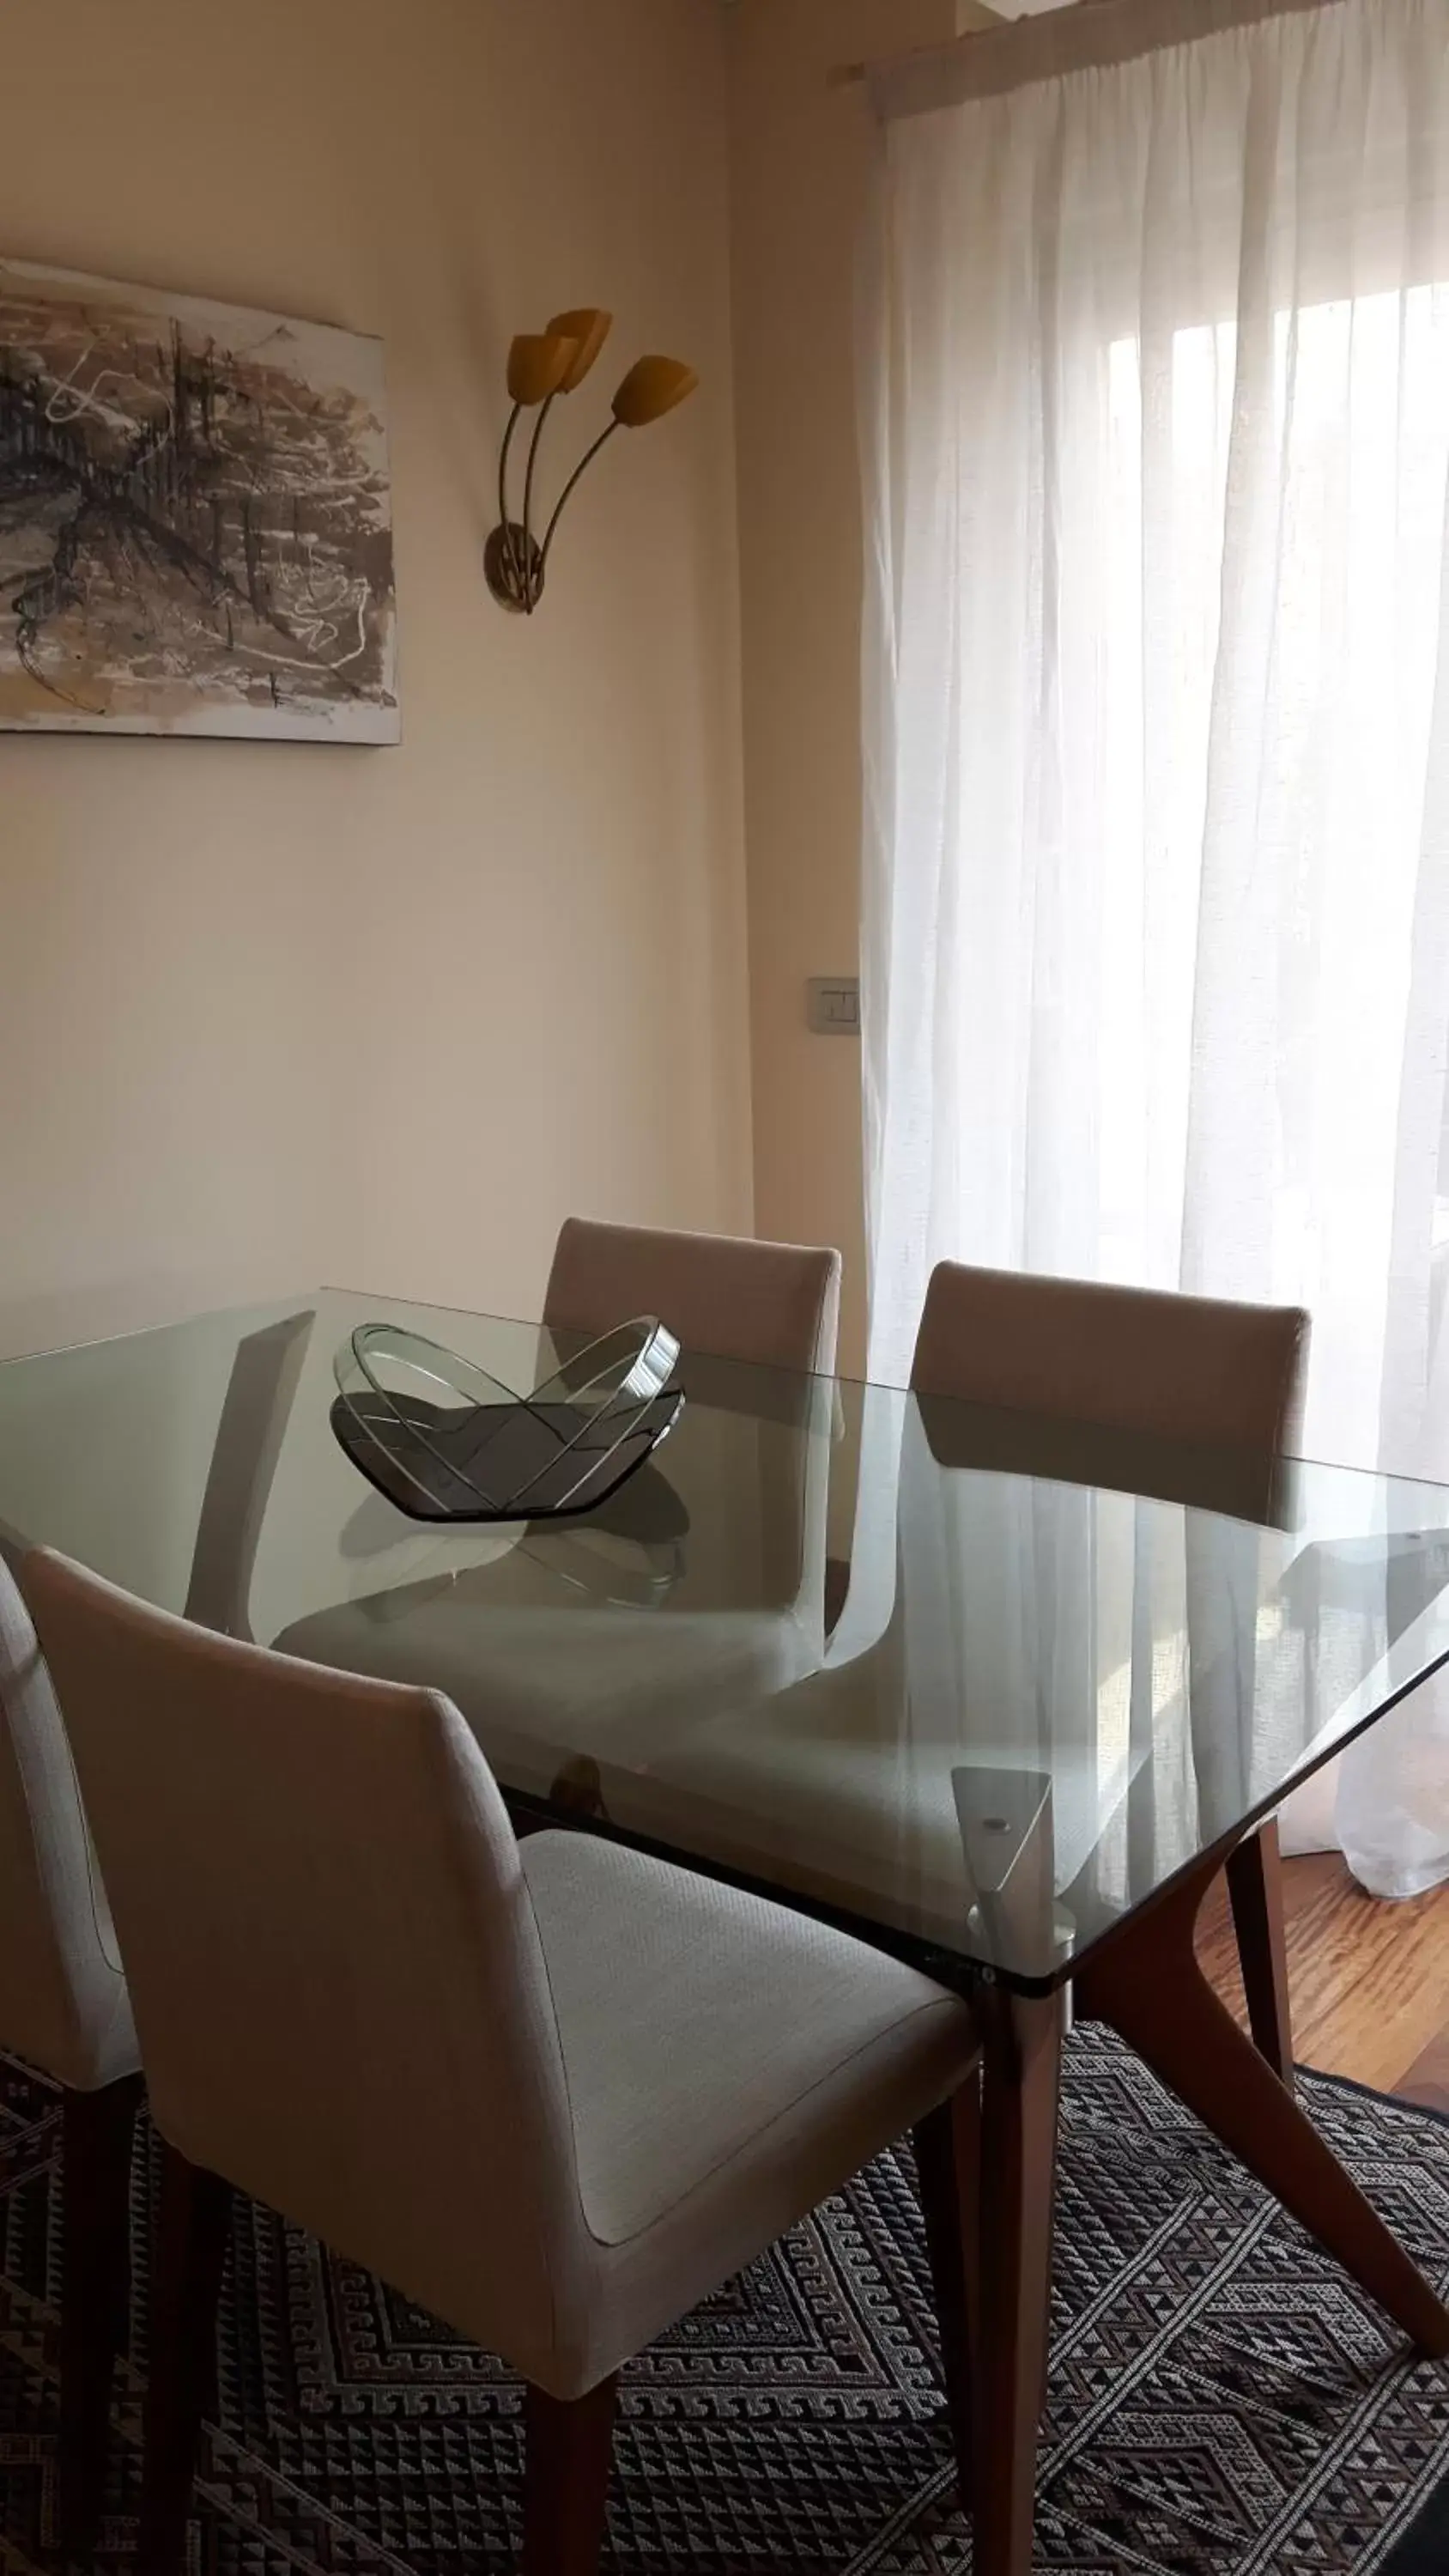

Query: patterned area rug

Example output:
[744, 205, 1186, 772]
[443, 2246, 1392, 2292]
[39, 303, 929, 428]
[3, 2026, 1449, 2574]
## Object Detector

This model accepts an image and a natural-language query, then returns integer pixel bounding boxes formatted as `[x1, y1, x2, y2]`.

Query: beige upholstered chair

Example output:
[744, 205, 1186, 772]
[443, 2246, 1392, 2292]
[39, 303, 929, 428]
[911, 1262, 1309, 2083]
[183, 1307, 315, 1638]
[274, 1222, 844, 1796]
[26, 1548, 979, 2576]
[543, 1215, 841, 1375]
[912, 1262, 1307, 1465]
[0, 1551, 141, 2554]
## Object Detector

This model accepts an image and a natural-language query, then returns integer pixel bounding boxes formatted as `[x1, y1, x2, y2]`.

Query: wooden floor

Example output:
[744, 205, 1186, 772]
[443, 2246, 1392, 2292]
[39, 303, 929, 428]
[1197, 1854, 1449, 2111]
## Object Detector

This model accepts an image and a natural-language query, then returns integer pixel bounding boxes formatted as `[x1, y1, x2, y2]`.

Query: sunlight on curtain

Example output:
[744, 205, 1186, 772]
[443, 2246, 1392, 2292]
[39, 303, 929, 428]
[860, 0, 1449, 1894]
[1095, 289, 1449, 1467]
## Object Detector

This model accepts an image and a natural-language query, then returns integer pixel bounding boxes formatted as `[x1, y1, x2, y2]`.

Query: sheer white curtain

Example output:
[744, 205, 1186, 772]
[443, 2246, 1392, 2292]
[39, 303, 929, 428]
[859, 0, 1449, 1896]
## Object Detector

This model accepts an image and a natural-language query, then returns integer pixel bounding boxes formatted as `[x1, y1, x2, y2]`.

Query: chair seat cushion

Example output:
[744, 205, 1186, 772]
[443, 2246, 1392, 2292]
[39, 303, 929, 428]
[521, 1830, 976, 2249]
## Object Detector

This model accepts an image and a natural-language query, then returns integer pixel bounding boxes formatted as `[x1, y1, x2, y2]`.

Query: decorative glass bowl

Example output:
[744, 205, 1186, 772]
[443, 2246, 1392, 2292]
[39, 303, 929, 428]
[330, 1317, 683, 1522]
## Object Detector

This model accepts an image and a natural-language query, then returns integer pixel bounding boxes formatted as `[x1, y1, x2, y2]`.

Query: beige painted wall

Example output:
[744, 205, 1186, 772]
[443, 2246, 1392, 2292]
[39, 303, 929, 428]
[0, 0, 751, 1363]
[724, 0, 964, 1372]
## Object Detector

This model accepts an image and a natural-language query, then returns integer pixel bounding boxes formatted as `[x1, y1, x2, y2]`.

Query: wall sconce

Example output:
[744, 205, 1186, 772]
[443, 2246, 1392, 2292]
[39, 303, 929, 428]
[484, 307, 698, 614]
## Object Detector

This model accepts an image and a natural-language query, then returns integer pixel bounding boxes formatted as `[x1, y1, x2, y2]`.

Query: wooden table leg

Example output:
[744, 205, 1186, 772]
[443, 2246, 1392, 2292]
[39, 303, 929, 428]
[1077, 1849, 1449, 2355]
[1224, 1818, 1295, 2090]
[973, 1983, 1063, 2576]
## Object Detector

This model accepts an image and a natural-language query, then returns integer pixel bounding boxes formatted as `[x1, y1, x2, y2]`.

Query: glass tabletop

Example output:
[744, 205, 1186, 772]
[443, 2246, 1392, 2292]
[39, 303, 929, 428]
[3, 1285, 1449, 1996]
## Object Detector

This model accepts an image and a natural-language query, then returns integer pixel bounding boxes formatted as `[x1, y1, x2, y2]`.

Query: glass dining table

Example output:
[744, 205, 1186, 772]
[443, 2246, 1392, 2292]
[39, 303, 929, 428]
[3, 1284, 1449, 2576]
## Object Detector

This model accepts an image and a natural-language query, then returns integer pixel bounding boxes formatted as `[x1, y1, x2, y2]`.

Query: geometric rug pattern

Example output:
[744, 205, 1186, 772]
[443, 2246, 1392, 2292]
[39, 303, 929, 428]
[3, 2025, 1448, 2573]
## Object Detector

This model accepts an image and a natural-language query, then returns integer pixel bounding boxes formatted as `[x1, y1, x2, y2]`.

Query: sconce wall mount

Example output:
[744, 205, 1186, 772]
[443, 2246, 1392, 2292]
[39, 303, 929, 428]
[485, 311, 697, 615]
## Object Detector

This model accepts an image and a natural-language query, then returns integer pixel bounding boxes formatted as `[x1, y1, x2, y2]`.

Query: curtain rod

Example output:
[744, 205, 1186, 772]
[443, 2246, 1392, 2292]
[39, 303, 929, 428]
[834, 0, 1335, 114]
[827, 1, 1009, 90]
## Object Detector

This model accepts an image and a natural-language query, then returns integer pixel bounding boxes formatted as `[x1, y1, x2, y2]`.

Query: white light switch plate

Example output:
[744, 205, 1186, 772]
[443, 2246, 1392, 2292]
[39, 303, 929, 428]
[807, 975, 860, 1035]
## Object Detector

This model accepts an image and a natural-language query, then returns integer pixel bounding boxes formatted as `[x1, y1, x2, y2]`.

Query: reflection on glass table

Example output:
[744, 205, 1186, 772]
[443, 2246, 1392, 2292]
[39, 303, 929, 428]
[0, 1285, 1447, 1988]
[6, 1285, 1449, 2576]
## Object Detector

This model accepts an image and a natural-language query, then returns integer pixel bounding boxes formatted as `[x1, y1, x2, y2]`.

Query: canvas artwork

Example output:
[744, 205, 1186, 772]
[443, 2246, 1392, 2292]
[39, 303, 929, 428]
[0, 259, 397, 741]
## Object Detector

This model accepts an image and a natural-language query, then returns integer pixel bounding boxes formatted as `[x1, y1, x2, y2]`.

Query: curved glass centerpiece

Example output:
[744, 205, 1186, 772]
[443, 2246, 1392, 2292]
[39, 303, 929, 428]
[329, 1316, 683, 1522]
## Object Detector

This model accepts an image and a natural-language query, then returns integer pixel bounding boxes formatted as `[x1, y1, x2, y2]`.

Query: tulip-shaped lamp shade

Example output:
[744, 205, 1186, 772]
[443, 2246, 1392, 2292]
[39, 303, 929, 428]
[611, 355, 700, 428]
[506, 332, 579, 405]
[547, 307, 613, 390]
[486, 318, 697, 615]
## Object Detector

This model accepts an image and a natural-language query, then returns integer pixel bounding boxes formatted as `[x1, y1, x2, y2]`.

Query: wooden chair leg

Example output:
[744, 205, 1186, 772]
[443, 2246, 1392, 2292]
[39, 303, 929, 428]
[973, 1986, 1064, 2576]
[521, 2374, 618, 2576]
[912, 2077, 980, 2504]
[58, 2074, 143, 2558]
[137, 2142, 233, 2576]
[1225, 1818, 1295, 2090]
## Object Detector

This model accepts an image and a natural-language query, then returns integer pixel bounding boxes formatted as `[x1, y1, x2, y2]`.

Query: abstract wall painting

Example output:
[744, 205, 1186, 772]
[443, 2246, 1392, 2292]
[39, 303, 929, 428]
[0, 259, 397, 741]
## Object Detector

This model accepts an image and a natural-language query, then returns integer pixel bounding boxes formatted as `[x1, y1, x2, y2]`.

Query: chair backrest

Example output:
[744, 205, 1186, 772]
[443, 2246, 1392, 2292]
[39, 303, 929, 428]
[544, 1218, 841, 1377]
[23, 1550, 591, 2389]
[544, 1220, 841, 1624]
[0, 1552, 135, 2091]
[184, 1308, 315, 1638]
[912, 1263, 1307, 1452]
